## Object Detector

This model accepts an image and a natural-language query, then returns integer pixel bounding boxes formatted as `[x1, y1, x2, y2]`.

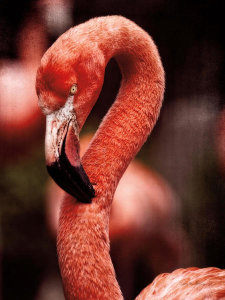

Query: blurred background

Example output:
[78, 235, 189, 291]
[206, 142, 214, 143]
[0, 0, 225, 299]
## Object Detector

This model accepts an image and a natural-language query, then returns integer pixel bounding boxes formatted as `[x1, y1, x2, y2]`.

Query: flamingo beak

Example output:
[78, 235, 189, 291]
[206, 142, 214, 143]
[44, 98, 95, 203]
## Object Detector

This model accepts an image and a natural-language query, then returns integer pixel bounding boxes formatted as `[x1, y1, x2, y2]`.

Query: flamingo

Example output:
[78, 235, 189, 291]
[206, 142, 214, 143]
[0, 14, 46, 161]
[36, 16, 225, 299]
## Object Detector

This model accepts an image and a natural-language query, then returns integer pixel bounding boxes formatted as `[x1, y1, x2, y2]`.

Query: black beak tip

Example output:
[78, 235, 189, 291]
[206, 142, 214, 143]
[46, 162, 95, 204]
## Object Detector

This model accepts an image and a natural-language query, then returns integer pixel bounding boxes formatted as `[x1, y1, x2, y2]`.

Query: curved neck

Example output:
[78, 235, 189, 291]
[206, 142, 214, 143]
[58, 16, 164, 300]
[82, 16, 164, 204]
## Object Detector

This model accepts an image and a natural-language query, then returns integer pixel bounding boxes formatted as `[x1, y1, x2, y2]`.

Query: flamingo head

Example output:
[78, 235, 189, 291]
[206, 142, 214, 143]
[36, 31, 105, 203]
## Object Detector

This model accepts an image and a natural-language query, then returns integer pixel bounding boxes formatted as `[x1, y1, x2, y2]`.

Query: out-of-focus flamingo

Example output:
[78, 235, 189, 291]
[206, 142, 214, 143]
[109, 160, 189, 298]
[0, 15, 46, 162]
[36, 16, 225, 299]
[38, 0, 74, 38]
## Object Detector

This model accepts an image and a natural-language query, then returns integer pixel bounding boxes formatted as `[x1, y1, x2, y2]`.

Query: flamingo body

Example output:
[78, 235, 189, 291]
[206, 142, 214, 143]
[136, 267, 225, 300]
[110, 159, 190, 298]
[0, 61, 42, 136]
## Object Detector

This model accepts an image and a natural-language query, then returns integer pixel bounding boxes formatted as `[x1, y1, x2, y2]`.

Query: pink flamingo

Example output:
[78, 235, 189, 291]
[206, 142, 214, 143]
[0, 15, 46, 161]
[36, 16, 225, 299]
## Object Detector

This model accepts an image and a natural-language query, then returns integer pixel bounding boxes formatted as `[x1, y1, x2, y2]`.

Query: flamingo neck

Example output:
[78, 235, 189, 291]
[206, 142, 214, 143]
[58, 196, 123, 299]
[82, 16, 165, 204]
[58, 16, 164, 300]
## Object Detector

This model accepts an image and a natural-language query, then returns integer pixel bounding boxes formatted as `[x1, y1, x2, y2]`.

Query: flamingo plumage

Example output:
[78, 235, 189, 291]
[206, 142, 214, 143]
[36, 16, 225, 299]
[45, 134, 189, 298]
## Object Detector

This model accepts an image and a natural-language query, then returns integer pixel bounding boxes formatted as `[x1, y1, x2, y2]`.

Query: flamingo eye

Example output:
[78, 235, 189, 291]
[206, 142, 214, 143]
[70, 84, 77, 95]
